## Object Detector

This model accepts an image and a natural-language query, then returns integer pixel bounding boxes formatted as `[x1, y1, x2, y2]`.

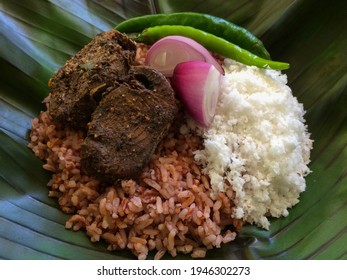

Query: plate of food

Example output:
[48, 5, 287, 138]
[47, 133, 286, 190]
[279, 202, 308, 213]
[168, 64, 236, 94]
[0, 0, 346, 260]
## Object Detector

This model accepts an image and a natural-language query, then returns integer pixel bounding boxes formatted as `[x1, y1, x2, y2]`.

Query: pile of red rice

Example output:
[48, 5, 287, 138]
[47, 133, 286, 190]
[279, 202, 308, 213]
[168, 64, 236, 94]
[28, 45, 242, 260]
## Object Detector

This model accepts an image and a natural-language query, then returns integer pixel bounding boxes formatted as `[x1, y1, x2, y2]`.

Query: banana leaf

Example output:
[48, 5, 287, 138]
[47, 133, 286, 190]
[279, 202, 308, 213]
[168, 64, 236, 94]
[0, 0, 346, 260]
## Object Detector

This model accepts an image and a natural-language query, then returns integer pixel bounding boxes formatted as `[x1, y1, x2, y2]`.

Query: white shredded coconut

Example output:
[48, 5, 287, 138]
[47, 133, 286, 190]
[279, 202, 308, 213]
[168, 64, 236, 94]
[193, 59, 313, 229]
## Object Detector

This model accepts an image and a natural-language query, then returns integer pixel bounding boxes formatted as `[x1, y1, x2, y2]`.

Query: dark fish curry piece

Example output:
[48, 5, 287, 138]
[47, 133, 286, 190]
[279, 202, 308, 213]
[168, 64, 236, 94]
[48, 30, 136, 129]
[82, 67, 178, 182]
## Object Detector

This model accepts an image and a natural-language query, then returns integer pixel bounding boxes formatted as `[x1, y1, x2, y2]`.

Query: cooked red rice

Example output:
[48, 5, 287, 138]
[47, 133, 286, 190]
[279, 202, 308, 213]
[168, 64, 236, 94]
[28, 44, 242, 260]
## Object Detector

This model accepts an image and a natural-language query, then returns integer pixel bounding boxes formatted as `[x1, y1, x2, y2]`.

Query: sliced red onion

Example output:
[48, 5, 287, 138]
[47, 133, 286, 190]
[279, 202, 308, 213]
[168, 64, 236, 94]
[145, 35, 224, 77]
[172, 61, 222, 127]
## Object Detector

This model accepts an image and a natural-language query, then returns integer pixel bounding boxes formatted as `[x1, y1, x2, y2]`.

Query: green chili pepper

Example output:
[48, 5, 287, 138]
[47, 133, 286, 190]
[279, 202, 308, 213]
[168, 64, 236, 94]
[135, 25, 289, 70]
[115, 12, 271, 60]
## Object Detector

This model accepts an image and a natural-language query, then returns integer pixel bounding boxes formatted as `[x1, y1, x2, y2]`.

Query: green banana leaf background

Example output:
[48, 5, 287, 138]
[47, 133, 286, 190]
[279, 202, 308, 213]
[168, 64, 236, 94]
[0, 0, 346, 260]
